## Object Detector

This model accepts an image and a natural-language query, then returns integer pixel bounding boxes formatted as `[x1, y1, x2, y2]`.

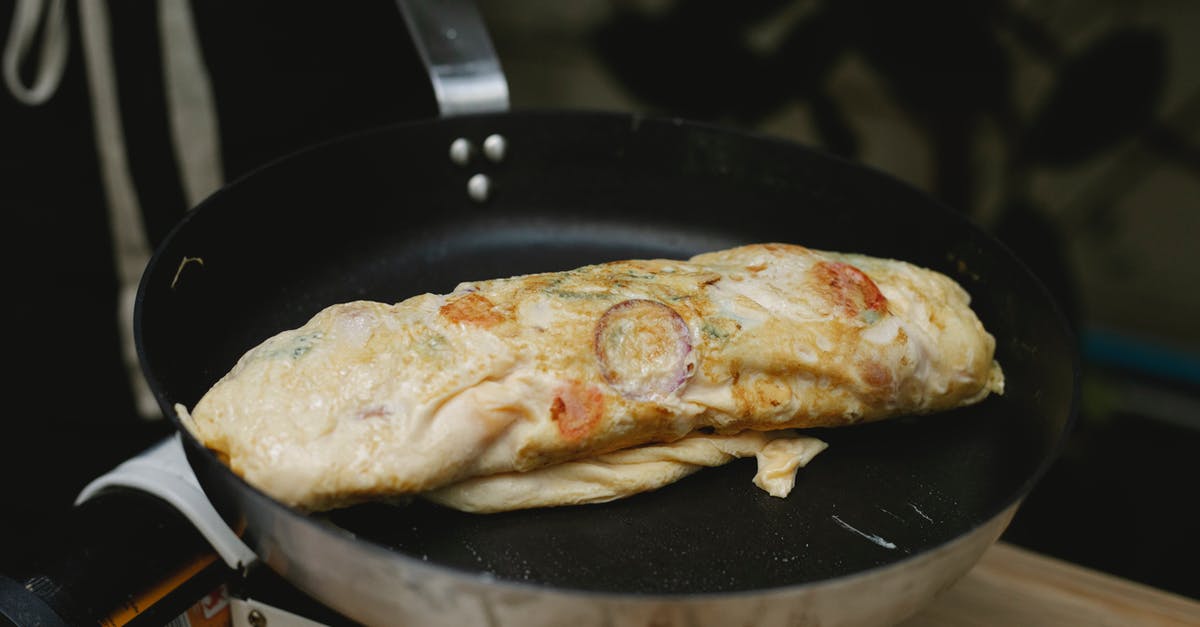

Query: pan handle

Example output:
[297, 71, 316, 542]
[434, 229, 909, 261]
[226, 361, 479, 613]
[76, 435, 257, 572]
[395, 0, 510, 116]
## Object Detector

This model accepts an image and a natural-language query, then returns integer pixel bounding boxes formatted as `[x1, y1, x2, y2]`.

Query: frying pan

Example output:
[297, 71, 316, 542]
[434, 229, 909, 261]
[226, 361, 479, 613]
[135, 109, 1076, 626]
[133, 5, 1076, 626]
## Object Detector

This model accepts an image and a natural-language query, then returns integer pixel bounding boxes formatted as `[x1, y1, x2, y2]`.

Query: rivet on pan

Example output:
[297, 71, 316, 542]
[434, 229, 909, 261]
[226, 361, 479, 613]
[449, 138, 474, 166]
[247, 609, 267, 627]
[482, 134, 507, 163]
[467, 173, 492, 202]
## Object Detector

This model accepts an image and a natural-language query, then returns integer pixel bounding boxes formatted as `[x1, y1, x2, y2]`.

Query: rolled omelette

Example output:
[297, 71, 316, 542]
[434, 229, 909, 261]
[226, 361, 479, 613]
[179, 243, 1004, 512]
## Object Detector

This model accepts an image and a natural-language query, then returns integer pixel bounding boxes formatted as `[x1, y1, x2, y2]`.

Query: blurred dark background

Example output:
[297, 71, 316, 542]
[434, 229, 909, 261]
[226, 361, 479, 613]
[2, 0, 1198, 605]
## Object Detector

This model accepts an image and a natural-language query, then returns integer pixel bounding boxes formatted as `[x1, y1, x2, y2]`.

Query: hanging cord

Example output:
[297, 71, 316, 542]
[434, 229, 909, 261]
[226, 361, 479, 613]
[7, 0, 222, 419]
[79, 0, 224, 419]
[159, 0, 223, 207]
[78, 0, 159, 418]
[3, 0, 68, 105]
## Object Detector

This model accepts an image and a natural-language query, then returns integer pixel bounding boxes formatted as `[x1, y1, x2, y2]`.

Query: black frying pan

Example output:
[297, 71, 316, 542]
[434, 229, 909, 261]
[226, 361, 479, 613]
[136, 111, 1076, 625]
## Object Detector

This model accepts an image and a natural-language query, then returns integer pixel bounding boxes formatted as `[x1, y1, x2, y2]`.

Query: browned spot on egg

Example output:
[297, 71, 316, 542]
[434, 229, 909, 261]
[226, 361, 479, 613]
[440, 292, 506, 328]
[927, 309, 946, 331]
[732, 374, 792, 415]
[757, 377, 791, 407]
[757, 243, 812, 257]
[861, 361, 892, 388]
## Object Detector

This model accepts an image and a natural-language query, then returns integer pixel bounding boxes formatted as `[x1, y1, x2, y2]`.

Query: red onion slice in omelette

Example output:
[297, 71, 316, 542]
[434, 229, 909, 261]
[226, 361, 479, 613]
[594, 299, 694, 401]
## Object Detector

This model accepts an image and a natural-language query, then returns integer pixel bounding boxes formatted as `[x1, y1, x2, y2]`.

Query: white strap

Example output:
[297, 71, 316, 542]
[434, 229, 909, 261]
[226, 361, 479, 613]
[10, 0, 222, 418]
[79, 0, 161, 419]
[158, 0, 224, 206]
[77, 434, 260, 571]
[2, 0, 68, 105]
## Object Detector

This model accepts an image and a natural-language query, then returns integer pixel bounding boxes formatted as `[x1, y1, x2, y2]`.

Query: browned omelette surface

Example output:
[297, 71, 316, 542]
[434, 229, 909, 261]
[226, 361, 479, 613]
[180, 243, 1004, 511]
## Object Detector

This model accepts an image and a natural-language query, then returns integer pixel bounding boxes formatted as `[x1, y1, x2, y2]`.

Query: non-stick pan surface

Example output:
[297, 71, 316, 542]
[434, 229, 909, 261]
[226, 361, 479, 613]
[136, 111, 1076, 596]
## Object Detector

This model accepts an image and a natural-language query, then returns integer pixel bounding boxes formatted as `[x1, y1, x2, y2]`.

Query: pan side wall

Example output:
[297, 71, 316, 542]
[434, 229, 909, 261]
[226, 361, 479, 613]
[255, 498, 1016, 627]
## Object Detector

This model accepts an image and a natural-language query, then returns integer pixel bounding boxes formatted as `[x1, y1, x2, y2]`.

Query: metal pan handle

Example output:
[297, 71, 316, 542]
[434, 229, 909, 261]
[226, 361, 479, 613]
[395, 0, 510, 116]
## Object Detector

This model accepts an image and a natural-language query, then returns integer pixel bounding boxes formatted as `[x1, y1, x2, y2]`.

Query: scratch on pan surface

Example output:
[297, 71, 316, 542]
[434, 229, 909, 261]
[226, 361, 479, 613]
[909, 503, 934, 523]
[832, 515, 897, 550]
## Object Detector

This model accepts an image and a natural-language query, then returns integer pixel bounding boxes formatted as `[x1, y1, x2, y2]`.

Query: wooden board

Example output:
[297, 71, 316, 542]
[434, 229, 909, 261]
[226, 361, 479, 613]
[903, 542, 1200, 626]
